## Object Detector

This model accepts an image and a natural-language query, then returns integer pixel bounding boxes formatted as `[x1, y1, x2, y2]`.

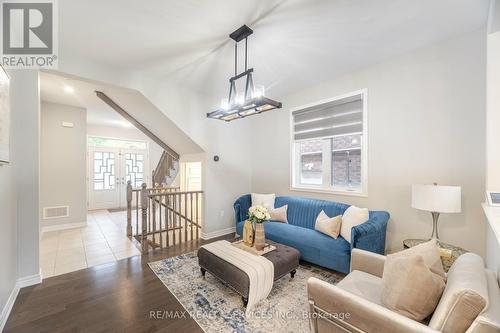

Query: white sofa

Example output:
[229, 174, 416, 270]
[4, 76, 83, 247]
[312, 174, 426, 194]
[307, 249, 500, 333]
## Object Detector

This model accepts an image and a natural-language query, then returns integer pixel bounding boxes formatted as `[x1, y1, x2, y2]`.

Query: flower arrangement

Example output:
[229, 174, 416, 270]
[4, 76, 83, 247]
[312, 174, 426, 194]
[247, 205, 271, 224]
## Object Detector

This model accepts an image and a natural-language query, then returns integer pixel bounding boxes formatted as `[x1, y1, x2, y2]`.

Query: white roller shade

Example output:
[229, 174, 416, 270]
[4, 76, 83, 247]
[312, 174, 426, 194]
[292, 94, 363, 141]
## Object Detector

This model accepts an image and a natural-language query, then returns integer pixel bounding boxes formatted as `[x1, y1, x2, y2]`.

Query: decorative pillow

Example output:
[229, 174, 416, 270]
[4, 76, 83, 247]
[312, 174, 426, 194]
[269, 205, 288, 223]
[381, 254, 445, 321]
[340, 206, 369, 243]
[251, 193, 275, 210]
[314, 210, 342, 239]
[395, 239, 446, 280]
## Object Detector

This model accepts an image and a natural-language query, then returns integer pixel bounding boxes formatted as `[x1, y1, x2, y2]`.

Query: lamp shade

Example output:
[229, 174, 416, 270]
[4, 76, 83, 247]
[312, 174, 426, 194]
[411, 184, 461, 213]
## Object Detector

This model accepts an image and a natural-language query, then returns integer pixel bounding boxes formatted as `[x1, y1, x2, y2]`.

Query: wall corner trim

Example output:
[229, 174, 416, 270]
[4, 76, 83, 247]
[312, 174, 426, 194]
[0, 269, 42, 331]
[16, 269, 43, 289]
[0, 284, 20, 332]
[201, 227, 236, 240]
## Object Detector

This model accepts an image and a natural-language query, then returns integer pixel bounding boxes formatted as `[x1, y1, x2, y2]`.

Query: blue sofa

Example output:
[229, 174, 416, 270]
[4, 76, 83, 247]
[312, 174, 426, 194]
[234, 194, 390, 274]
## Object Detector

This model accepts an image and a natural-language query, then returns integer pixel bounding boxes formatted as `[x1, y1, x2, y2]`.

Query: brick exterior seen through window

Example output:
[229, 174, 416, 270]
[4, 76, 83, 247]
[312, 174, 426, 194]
[299, 134, 362, 187]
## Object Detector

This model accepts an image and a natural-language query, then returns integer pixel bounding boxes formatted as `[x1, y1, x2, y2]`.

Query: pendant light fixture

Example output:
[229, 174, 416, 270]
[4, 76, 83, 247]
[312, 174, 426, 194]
[207, 25, 282, 122]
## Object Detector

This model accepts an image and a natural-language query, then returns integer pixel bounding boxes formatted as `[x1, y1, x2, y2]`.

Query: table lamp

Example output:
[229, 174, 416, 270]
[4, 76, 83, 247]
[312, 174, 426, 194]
[411, 183, 461, 240]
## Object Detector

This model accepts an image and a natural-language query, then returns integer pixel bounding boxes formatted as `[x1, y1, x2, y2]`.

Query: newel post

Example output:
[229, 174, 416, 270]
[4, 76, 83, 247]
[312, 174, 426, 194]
[140, 182, 149, 254]
[126, 181, 132, 237]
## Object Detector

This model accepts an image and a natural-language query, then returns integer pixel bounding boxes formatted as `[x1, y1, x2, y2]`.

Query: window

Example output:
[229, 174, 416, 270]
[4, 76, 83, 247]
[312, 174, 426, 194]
[93, 151, 116, 190]
[291, 90, 367, 195]
[87, 136, 147, 150]
[125, 153, 145, 188]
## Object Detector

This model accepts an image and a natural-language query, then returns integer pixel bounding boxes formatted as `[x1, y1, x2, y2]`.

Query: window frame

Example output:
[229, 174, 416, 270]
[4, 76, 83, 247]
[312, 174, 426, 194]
[289, 89, 368, 197]
[87, 135, 149, 150]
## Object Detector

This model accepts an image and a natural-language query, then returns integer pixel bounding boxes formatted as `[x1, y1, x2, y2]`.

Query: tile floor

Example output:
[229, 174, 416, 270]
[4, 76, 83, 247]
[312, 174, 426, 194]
[40, 210, 141, 278]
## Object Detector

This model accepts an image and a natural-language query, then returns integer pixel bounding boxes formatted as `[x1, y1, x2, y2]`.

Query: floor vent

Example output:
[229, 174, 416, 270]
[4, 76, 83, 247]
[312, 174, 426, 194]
[43, 206, 69, 219]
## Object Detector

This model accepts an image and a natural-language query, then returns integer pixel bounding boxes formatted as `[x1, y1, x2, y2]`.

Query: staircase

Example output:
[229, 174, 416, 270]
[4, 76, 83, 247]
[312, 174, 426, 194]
[96, 91, 203, 252]
[153, 151, 179, 186]
[95, 91, 181, 185]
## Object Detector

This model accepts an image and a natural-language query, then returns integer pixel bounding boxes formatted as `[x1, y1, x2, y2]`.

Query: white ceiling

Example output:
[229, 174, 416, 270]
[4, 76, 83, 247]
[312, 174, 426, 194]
[40, 71, 131, 128]
[39, 71, 204, 154]
[58, 0, 490, 99]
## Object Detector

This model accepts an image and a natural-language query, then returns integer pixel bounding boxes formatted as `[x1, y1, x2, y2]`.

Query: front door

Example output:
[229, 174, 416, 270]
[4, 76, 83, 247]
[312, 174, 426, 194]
[120, 149, 148, 207]
[88, 147, 149, 210]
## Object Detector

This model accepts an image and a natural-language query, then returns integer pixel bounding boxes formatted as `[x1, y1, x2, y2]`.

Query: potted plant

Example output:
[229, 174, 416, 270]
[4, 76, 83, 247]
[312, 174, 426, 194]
[247, 205, 271, 251]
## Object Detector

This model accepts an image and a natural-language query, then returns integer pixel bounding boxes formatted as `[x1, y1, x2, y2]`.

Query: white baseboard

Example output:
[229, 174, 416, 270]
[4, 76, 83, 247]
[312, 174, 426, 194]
[41, 221, 87, 233]
[16, 269, 43, 288]
[201, 227, 236, 240]
[0, 269, 42, 331]
[0, 283, 19, 332]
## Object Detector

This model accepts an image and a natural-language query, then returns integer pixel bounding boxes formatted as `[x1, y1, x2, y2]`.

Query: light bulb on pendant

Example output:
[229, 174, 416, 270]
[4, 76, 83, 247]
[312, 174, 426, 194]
[253, 85, 265, 98]
[220, 98, 229, 110]
[235, 93, 245, 105]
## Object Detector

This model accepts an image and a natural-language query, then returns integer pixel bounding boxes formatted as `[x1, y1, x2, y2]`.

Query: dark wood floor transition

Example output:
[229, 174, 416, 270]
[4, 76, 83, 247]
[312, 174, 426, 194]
[5, 234, 234, 333]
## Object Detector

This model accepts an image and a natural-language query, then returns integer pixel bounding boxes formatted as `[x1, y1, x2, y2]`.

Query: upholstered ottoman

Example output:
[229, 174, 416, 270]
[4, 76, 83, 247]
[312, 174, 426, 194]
[198, 240, 300, 306]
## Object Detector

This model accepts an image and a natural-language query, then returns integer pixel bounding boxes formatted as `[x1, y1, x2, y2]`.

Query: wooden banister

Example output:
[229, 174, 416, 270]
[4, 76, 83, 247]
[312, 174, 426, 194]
[126, 182, 203, 253]
[153, 150, 179, 186]
[126, 181, 132, 237]
[95, 91, 179, 159]
[140, 183, 149, 253]
[151, 196, 202, 228]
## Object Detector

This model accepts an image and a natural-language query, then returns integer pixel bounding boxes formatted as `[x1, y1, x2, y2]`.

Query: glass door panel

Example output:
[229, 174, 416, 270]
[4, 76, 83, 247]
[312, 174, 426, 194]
[88, 145, 149, 210]
[88, 148, 120, 209]
[125, 152, 145, 188]
[93, 151, 116, 190]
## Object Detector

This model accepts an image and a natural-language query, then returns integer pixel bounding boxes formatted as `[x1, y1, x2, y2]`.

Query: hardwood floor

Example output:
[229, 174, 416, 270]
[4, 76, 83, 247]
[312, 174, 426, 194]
[5, 234, 234, 333]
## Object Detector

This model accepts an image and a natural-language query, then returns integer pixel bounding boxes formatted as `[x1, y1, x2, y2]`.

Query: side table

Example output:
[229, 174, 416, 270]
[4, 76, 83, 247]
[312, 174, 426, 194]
[403, 239, 468, 272]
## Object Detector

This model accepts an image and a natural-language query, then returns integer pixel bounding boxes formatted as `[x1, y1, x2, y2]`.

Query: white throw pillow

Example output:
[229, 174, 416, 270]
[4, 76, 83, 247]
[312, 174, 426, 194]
[315, 210, 342, 239]
[251, 193, 275, 210]
[269, 205, 288, 223]
[340, 206, 369, 243]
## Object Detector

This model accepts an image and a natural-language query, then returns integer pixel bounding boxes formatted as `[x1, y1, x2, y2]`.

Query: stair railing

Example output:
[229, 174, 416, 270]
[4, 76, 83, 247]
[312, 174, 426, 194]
[126, 182, 202, 253]
[152, 150, 178, 186]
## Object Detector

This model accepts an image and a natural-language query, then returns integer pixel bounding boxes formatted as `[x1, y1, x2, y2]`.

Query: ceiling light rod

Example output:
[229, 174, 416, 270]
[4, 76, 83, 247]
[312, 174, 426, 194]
[228, 25, 253, 104]
[207, 25, 282, 122]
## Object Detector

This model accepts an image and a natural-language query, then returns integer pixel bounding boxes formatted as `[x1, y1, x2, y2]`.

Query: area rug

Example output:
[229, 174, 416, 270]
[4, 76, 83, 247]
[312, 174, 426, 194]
[148, 251, 344, 333]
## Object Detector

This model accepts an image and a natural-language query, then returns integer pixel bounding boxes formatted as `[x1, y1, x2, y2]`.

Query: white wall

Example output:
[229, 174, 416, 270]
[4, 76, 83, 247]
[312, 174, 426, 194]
[489, 0, 500, 34]
[0, 69, 40, 329]
[40, 102, 87, 230]
[0, 131, 17, 330]
[486, 222, 500, 276]
[11, 70, 41, 278]
[485, 0, 500, 274]
[249, 29, 487, 255]
[486, 31, 500, 191]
